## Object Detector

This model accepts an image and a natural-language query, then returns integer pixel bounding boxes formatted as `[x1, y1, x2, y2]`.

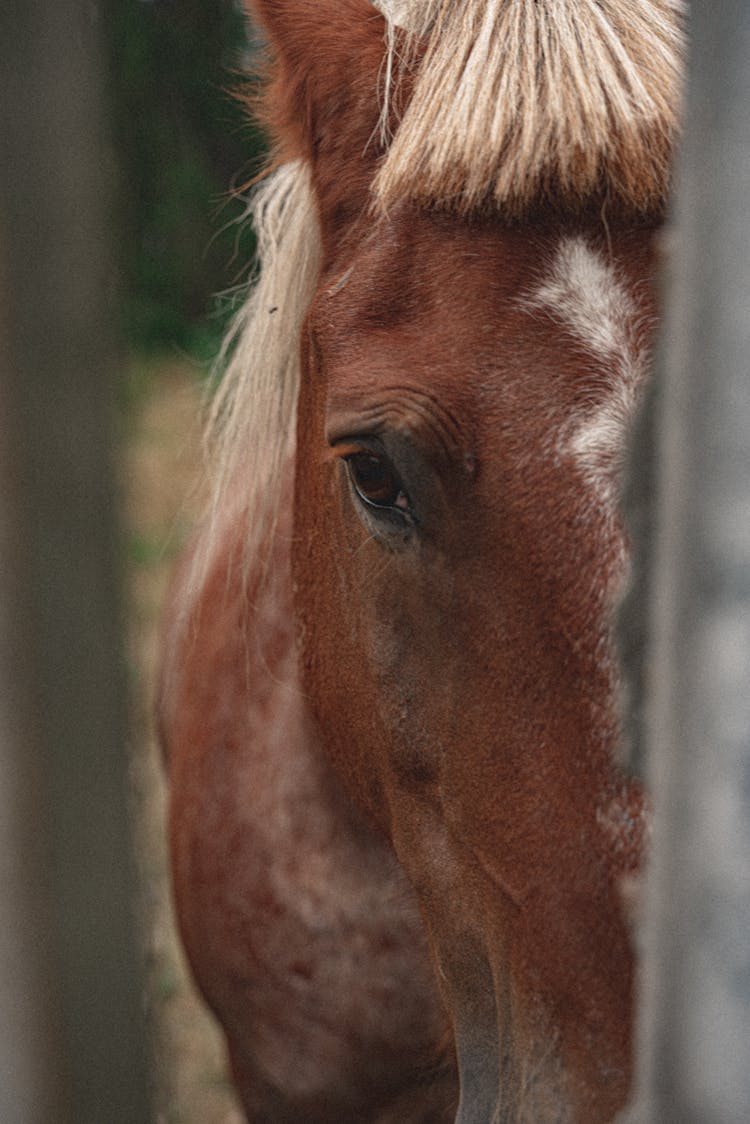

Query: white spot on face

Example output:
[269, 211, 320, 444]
[526, 236, 650, 506]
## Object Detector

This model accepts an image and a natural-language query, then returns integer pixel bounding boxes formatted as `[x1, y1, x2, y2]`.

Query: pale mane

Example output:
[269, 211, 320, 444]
[376, 0, 685, 214]
[198, 160, 320, 576]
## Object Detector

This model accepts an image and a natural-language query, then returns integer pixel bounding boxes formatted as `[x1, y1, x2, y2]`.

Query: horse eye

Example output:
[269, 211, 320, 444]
[345, 451, 407, 511]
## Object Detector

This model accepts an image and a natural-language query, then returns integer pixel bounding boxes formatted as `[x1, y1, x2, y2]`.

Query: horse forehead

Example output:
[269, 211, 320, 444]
[317, 216, 543, 394]
[525, 235, 644, 359]
[319, 222, 654, 435]
[523, 233, 656, 497]
[320, 211, 539, 333]
[325, 213, 650, 343]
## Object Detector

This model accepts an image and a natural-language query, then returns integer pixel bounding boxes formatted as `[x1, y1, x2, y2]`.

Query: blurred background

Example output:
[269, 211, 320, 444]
[109, 0, 263, 360]
[1, 2, 267, 1121]
[113, 3, 265, 1121]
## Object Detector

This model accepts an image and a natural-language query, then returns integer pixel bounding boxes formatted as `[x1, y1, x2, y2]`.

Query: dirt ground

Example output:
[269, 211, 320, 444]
[124, 359, 245, 1124]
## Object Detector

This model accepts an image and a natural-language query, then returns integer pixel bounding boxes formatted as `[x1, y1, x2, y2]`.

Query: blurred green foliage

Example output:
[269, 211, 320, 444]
[107, 0, 266, 358]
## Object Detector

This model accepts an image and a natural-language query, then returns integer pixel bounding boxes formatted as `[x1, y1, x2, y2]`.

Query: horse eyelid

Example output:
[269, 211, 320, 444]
[325, 441, 366, 462]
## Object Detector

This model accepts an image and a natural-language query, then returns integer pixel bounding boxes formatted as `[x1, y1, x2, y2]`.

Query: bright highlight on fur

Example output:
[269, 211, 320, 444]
[375, 0, 685, 214]
[527, 236, 649, 504]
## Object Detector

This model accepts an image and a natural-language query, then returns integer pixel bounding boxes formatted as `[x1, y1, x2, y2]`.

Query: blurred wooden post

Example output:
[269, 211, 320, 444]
[634, 2, 750, 1120]
[0, 2, 149, 1122]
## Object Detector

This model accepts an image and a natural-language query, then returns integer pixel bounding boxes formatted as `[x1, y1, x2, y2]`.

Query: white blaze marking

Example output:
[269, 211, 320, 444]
[526, 236, 649, 505]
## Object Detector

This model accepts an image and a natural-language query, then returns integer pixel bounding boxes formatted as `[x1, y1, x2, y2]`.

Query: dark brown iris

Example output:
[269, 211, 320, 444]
[346, 451, 404, 509]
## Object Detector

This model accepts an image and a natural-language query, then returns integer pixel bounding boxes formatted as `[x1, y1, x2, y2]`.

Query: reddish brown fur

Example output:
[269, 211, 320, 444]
[161, 3, 664, 1121]
[164, 498, 457, 1121]
[251, 0, 388, 253]
[290, 210, 656, 1121]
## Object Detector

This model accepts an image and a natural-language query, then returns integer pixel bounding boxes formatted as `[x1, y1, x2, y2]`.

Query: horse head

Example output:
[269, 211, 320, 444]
[167, 3, 684, 1119]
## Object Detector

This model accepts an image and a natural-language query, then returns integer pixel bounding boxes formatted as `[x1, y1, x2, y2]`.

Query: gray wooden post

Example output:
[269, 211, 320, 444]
[633, 3, 750, 1121]
[0, 2, 149, 1121]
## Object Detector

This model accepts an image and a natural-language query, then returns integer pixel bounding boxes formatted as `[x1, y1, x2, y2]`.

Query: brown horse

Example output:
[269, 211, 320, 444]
[159, 2, 684, 1120]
